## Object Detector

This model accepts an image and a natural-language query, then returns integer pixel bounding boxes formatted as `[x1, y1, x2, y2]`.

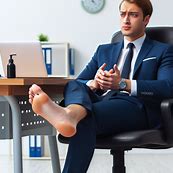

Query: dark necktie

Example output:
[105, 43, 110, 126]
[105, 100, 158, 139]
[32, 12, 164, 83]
[121, 43, 134, 79]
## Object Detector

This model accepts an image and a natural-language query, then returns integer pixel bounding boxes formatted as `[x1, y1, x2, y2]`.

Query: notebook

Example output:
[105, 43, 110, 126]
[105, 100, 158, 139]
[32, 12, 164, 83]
[0, 41, 47, 77]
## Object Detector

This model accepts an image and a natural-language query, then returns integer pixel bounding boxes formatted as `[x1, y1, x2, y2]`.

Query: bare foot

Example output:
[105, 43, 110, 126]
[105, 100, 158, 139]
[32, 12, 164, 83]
[29, 84, 76, 137]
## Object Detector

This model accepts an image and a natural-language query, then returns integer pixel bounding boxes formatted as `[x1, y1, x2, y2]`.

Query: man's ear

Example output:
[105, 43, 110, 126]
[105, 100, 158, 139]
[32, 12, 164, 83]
[144, 15, 150, 26]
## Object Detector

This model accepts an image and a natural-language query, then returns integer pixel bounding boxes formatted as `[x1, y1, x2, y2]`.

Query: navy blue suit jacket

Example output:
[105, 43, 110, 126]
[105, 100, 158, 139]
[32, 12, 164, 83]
[77, 37, 173, 127]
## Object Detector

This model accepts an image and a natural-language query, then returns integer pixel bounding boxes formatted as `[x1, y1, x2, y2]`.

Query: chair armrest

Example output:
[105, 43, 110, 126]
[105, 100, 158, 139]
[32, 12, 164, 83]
[161, 99, 173, 143]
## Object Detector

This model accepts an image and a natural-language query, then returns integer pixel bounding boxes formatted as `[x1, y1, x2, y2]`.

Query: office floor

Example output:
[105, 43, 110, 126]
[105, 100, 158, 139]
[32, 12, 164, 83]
[1, 153, 173, 173]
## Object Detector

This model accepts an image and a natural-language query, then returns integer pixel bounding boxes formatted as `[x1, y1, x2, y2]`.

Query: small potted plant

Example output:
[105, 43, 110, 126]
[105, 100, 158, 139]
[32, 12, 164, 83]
[38, 33, 49, 42]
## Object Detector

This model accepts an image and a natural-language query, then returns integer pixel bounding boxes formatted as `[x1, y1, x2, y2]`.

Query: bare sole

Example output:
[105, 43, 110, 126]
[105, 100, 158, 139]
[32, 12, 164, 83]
[31, 85, 76, 137]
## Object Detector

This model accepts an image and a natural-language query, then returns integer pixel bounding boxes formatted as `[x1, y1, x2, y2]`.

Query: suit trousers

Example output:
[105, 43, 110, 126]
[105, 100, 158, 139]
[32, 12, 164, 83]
[62, 80, 149, 173]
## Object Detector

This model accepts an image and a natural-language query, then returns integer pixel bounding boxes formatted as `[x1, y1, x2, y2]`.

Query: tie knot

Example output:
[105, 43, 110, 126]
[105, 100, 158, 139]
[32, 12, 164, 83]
[127, 43, 134, 49]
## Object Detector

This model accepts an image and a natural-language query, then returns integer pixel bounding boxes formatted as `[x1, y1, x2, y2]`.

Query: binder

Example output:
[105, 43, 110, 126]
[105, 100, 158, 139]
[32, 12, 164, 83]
[35, 135, 44, 157]
[42, 47, 52, 75]
[29, 135, 36, 157]
[69, 48, 75, 75]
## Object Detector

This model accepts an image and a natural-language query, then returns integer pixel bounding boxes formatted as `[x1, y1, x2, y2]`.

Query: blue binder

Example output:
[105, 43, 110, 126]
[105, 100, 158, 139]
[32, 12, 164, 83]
[69, 48, 75, 75]
[42, 47, 52, 75]
[35, 135, 44, 157]
[29, 135, 36, 157]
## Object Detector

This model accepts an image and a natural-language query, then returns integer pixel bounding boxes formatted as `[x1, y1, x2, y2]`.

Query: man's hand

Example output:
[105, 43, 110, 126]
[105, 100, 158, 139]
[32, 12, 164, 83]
[95, 64, 121, 90]
[88, 63, 107, 91]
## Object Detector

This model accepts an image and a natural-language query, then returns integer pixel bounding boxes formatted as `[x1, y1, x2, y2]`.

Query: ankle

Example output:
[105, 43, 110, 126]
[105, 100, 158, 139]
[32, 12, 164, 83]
[66, 104, 87, 121]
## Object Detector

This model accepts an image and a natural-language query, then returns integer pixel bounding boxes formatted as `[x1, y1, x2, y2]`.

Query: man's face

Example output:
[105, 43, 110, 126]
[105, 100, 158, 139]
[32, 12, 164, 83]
[119, 1, 150, 41]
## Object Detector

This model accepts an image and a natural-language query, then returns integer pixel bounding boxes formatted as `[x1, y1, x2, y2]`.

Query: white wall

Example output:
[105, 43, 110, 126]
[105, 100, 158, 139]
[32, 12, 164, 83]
[0, 0, 172, 76]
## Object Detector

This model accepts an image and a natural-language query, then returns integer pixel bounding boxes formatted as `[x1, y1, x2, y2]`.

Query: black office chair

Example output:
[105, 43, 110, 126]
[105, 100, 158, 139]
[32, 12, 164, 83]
[58, 27, 173, 173]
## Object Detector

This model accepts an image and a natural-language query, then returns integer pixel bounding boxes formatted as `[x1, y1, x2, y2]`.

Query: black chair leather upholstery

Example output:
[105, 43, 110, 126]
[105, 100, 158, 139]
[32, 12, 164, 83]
[58, 27, 173, 173]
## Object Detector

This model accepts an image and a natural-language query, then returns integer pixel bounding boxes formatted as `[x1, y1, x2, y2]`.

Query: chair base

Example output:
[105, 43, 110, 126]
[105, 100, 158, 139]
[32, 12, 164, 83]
[111, 149, 126, 173]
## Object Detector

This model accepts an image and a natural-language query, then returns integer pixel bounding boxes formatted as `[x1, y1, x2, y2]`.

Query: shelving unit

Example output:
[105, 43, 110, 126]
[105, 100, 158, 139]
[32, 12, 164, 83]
[41, 42, 70, 77]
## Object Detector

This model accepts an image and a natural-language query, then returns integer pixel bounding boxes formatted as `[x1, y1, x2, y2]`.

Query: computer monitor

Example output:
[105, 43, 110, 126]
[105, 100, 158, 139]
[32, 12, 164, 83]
[0, 41, 47, 77]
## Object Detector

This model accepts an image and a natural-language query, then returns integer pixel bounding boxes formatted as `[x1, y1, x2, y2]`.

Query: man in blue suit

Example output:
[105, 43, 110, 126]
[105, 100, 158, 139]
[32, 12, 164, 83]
[29, 0, 173, 172]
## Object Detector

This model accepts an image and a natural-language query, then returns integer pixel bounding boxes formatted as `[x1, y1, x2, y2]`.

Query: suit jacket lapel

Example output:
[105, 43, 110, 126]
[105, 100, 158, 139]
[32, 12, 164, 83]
[112, 41, 123, 65]
[133, 37, 153, 78]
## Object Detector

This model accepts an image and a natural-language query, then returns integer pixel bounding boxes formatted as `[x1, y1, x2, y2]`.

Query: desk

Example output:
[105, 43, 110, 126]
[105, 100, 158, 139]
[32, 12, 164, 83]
[0, 77, 71, 173]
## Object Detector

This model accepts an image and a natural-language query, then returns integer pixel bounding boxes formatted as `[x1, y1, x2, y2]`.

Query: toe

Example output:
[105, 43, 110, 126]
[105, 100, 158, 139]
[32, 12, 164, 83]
[31, 84, 42, 95]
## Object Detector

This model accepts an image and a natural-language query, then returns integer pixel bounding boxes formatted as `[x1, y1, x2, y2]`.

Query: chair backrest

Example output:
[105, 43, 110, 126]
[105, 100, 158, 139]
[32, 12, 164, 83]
[111, 26, 173, 145]
[111, 26, 173, 45]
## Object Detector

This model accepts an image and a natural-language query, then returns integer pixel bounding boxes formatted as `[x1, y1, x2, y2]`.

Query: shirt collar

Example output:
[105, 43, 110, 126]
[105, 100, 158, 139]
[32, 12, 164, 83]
[123, 34, 146, 52]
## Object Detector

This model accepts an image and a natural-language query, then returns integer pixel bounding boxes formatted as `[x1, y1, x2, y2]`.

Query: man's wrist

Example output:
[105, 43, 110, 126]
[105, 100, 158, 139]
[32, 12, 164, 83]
[87, 80, 98, 91]
[86, 80, 94, 87]
[118, 78, 131, 92]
